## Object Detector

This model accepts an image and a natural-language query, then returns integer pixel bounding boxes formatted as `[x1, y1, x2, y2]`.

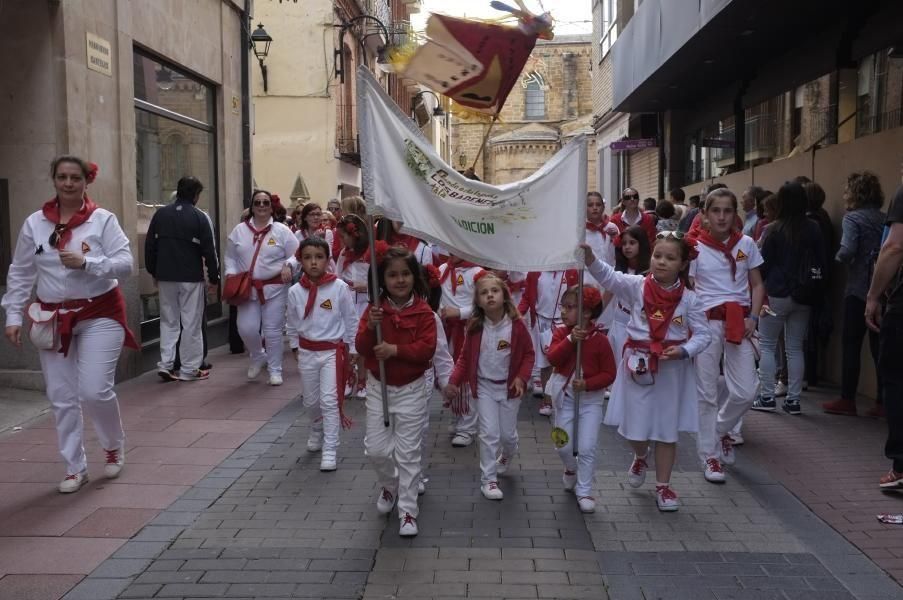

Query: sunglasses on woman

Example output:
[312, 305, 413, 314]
[48, 224, 68, 248]
[252, 200, 271, 207]
[623, 193, 640, 200]
[656, 230, 685, 240]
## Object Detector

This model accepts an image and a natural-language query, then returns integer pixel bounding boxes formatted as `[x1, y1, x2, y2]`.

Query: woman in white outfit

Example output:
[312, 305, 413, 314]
[225, 190, 299, 386]
[2, 156, 137, 493]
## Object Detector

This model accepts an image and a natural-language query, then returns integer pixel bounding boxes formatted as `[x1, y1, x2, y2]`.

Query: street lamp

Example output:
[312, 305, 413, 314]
[334, 15, 391, 83]
[412, 90, 445, 118]
[250, 23, 273, 92]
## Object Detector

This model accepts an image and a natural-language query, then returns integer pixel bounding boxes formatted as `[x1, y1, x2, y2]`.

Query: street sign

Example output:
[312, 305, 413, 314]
[610, 138, 657, 151]
[702, 137, 734, 148]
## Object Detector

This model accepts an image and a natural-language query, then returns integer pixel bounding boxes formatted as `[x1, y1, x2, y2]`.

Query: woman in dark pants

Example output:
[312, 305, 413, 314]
[823, 172, 885, 417]
[802, 182, 834, 387]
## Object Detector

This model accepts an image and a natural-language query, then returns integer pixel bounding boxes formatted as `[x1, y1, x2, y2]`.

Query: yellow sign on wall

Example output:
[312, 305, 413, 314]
[86, 33, 113, 77]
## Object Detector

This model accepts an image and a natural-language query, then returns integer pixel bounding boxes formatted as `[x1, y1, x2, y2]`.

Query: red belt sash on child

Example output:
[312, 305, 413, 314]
[251, 275, 285, 305]
[444, 317, 466, 360]
[298, 337, 353, 428]
[705, 302, 750, 345]
[623, 338, 683, 373]
[38, 286, 138, 357]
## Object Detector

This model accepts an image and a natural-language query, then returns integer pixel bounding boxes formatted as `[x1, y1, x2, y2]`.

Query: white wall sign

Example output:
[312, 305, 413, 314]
[86, 33, 113, 77]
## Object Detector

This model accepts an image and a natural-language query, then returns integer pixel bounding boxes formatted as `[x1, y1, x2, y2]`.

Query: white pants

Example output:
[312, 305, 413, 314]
[476, 379, 520, 484]
[696, 320, 758, 463]
[364, 375, 427, 519]
[236, 286, 287, 376]
[157, 281, 205, 372]
[299, 348, 340, 453]
[40, 318, 125, 474]
[420, 368, 435, 475]
[555, 393, 604, 498]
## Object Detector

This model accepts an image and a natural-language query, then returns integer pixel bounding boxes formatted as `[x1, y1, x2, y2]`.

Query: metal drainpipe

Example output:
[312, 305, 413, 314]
[241, 0, 252, 208]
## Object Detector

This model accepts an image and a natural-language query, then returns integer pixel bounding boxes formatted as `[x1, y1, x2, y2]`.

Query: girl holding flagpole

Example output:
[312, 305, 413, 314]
[582, 235, 711, 512]
[545, 285, 617, 513]
[356, 246, 437, 537]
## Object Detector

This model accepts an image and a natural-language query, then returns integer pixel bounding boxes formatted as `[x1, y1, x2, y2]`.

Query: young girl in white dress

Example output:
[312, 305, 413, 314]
[603, 225, 651, 365]
[583, 235, 711, 511]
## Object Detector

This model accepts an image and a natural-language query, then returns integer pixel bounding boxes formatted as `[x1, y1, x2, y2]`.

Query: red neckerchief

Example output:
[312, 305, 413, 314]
[299, 273, 338, 318]
[691, 229, 743, 280]
[339, 245, 365, 274]
[390, 232, 421, 253]
[42, 197, 98, 251]
[586, 215, 610, 237]
[245, 219, 272, 244]
[332, 232, 343, 262]
[642, 275, 685, 358]
[439, 259, 478, 294]
[381, 295, 433, 330]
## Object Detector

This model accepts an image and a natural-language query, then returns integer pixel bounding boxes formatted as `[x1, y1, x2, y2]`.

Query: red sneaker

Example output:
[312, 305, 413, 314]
[878, 470, 903, 489]
[822, 398, 857, 416]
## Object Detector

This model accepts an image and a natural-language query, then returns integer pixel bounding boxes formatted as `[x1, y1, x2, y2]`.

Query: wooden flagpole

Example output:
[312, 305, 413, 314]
[573, 268, 584, 457]
[469, 116, 499, 173]
[366, 211, 391, 427]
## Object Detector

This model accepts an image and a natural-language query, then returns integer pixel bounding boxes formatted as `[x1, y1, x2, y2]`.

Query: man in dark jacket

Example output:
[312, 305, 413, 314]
[145, 176, 219, 381]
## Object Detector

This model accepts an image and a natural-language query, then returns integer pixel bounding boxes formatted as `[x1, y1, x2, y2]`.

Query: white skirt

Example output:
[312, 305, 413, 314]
[604, 353, 699, 443]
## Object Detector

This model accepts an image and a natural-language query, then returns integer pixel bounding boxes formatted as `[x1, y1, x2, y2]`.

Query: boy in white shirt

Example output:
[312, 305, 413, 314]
[286, 237, 358, 471]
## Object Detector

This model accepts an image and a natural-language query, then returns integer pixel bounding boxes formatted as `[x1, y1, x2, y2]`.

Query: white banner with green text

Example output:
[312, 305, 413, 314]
[357, 67, 586, 271]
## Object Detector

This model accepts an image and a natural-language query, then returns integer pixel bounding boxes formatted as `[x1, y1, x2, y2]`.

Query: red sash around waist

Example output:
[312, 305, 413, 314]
[705, 302, 750, 345]
[39, 287, 139, 357]
[251, 275, 284, 305]
[444, 317, 466, 361]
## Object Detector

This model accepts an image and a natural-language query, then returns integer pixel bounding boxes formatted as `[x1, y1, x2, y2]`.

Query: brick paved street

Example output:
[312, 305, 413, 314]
[1, 348, 902, 599]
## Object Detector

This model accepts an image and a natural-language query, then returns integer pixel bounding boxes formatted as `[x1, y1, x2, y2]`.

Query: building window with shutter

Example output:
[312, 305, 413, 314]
[524, 74, 546, 120]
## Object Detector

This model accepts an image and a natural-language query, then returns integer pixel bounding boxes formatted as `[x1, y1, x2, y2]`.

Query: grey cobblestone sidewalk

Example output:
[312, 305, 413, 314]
[62, 391, 903, 600]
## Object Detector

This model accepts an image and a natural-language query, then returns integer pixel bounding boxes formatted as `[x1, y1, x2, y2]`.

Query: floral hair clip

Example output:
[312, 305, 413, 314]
[424, 264, 441, 288]
[363, 240, 390, 265]
[582, 286, 603, 311]
[473, 269, 490, 284]
[86, 162, 99, 184]
[344, 221, 359, 236]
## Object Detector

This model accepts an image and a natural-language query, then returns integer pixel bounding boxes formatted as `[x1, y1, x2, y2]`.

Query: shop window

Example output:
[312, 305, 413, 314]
[133, 50, 219, 341]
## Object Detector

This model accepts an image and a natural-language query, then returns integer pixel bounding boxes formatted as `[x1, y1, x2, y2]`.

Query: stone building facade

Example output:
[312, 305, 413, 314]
[451, 35, 596, 187]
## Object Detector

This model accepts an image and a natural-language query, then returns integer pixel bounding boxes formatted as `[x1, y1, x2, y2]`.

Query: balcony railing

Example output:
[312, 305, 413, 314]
[857, 108, 903, 138]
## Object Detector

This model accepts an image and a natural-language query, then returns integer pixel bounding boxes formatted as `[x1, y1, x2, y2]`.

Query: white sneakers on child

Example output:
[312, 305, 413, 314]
[247, 362, 264, 380]
[562, 470, 577, 492]
[451, 432, 474, 447]
[719, 434, 736, 465]
[496, 455, 510, 475]
[538, 404, 553, 417]
[307, 431, 323, 453]
[481, 481, 503, 500]
[104, 448, 125, 479]
[268, 373, 283, 386]
[577, 496, 596, 513]
[399, 513, 418, 536]
[376, 487, 396, 515]
[59, 471, 89, 493]
[627, 455, 648, 489]
[320, 451, 337, 472]
[655, 485, 680, 511]
[703, 458, 726, 483]
[417, 476, 427, 496]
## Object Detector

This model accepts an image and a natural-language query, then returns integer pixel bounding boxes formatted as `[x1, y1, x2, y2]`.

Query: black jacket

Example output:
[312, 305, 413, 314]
[761, 218, 825, 298]
[145, 198, 219, 283]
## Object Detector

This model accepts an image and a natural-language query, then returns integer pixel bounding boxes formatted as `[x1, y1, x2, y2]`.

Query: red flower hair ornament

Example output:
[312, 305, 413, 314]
[582, 286, 603, 311]
[85, 162, 99, 184]
[362, 240, 390, 265]
[473, 269, 490, 284]
[424, 264, 441, 289]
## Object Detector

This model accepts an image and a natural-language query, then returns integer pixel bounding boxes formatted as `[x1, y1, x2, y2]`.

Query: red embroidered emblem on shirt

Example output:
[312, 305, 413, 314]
[320, 299, 333, 310]
[497, 340, 510, 351]
[672, 315, 683, 326]
[456, 274, 464, 286]
[81, 242, 91, 253]
[736, 249, 748, 261]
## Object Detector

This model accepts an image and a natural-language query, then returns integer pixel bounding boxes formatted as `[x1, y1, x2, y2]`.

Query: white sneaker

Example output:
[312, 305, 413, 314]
[655, 485, 680, 511]
[538, 404, 553, 417]
[496, 455, 510, 475]
[451, 432, 474, 447]
[247, 362, 264, 380]
[774, 381, 788, 397]
[320, 451, 337, 472]
[399, 513, 418, 536]
[446, 423, 458, 435]
[627, 455, 648, 489]
[562, 470, 577, 492]
[417, 476, 427, 496]
[730, 432, 745, 445]
[577, 496, 596, 513]
[306, 430, 323, 453]
[376, 487, 396, 514]
[59, 471, 89, 493]
[481, 481, 503, 500]
[532, 381, 544, 397]
[703, 458, 726, 483]
[268, 373, 283, 386]
[719, 434, 736, 466]
[103, 448, 125, 479]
